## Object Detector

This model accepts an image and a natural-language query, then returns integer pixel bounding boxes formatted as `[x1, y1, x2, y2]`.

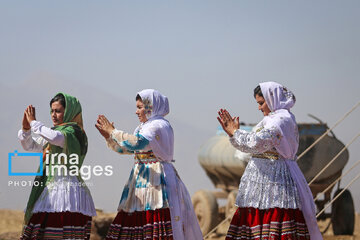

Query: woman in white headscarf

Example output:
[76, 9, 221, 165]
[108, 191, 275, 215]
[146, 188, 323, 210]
[218, 82, 322, 240]
[96, 89, 203, 240]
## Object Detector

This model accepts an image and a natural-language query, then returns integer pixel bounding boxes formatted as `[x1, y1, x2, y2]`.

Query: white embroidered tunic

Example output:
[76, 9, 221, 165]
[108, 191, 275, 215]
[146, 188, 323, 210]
[230, 118, 301, 210]
[18, 120, 96, 216]
[230, 81, 322, 240]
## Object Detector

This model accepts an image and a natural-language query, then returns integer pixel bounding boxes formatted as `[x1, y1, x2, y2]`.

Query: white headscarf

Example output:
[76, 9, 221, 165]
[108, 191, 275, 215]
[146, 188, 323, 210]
[260, 82, 323, 240]
[137, 89, 170, 119]
[259, 82, 298, 159]
[260, 81, 296, 112]
[134, 89, 174, 162]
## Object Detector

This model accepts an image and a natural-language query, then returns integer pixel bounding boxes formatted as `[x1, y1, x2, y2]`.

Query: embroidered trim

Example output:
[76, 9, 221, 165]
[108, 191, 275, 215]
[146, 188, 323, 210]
[252, 151, 279, 160]
[134, 151, 157, 160]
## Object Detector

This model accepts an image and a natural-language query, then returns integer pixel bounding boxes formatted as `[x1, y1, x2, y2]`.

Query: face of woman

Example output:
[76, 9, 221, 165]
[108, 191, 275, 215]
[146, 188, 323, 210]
[255, 94, 271, 116]
[51, 101, 65, 126]
[136, 99, 148, 123]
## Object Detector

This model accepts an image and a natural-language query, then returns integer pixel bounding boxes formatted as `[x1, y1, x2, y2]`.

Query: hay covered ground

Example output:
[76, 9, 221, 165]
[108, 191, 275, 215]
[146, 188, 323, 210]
[0, 209, 358, 240]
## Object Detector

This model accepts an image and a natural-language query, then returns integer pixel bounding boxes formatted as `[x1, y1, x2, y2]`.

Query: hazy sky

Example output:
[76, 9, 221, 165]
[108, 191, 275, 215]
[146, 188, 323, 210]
[1, 1, 360, 213]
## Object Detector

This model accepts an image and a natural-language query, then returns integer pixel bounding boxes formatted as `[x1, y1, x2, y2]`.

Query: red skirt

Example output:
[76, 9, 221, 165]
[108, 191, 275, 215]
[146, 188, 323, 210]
[20, 211, 92, 240]
[105, 208, 173, 240]
[226, 207, 310, 240]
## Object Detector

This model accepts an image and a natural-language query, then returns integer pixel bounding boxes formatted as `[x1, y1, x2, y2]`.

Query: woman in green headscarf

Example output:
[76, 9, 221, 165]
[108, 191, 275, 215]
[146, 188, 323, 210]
[18, 93, 96, 240]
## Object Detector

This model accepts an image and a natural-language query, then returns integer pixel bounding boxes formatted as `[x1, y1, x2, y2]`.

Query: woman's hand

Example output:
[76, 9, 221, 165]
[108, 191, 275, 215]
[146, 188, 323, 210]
[95, 115, 115, 139]
[22, 112, 30, 131]
[217, 109, 240, 137]
[24, 105, 36, 124]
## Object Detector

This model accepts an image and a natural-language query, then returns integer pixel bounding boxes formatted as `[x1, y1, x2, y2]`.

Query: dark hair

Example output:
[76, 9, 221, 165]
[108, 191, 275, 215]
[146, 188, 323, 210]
[50, 93, 66, 108]
[253, 85, 263, 98]
[135, 94, 142, 101]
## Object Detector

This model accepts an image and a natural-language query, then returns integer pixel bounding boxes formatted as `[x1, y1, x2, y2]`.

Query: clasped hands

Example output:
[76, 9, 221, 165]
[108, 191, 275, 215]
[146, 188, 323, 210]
[22, 105, 36, 131]
[217, 109, 240, 137]
[22, 105, 115, 139]
[95, 115, 115, 139]
[95, 110, 239, 139]
[22, 106, 238, 139]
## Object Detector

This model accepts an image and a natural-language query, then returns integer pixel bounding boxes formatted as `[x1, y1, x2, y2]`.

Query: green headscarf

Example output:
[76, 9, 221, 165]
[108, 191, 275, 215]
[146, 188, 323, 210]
[23, 93, 90, 224]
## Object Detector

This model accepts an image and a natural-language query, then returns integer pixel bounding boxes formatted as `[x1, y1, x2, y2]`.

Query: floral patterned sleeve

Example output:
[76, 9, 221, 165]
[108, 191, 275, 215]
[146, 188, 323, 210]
[106, 129, 150, 154]
[229, 127, 282, 154]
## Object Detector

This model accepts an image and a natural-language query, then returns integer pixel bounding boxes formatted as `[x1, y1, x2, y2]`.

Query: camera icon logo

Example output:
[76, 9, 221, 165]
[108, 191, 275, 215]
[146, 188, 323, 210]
[8, 150, 43, 176]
